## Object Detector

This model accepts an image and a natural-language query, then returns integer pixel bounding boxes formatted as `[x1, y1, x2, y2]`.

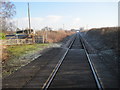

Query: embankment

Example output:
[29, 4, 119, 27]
[81, 27, 119, 73]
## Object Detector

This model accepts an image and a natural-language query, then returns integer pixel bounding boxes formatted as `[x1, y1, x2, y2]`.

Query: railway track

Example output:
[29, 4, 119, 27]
[2, 32, 104, 89]
[42, 32, 103, 89]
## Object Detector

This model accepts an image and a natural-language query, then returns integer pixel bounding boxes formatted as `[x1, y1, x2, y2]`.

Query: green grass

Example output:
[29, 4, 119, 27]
[0, 33, 6, 39]
[2, 43, 49, 78]
[7, 43, 49, 59]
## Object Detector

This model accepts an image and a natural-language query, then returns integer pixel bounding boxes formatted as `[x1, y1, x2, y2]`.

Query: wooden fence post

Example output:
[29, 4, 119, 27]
[43, 35, 45, 43]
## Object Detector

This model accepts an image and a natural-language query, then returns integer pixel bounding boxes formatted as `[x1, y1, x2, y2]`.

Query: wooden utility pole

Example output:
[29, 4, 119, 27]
[28, 2, 31, 34]
[27, 3, 35, 43]
[63, 24, 64, 30]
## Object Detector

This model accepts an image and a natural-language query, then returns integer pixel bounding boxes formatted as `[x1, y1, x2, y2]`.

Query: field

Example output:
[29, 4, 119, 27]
[36, 30, 75, 43]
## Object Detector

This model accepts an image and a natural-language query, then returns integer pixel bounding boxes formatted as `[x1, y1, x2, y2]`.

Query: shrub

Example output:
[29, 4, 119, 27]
[0, 33, 6, 39]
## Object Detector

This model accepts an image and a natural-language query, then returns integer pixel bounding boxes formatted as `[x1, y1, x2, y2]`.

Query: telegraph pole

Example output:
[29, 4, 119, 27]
[45, 27, 48, 43]
[27, 3, 35, 43]
[63, 24, 65, 30]
[28, 2, 31, 34]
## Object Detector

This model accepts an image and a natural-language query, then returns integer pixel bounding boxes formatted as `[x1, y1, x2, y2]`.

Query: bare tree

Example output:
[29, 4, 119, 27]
[41, 27, 52, 31]
[0, 1, 16, 33]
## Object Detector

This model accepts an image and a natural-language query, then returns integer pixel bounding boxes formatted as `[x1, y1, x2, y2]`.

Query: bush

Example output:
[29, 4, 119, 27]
[0, 33, 6, 39]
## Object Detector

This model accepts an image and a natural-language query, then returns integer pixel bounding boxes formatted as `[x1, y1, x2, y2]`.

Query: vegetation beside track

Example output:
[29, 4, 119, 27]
[83, 27, 118, 51]
[0, 33, 6, 39]
[7, 44, 48, 60]
[2, 43, 49, 78]
[81, 27, 119, 73]
[2, 30, 75, 78]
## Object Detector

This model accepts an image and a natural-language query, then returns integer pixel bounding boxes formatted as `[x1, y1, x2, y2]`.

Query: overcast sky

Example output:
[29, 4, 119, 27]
[13, 2, 118, 30]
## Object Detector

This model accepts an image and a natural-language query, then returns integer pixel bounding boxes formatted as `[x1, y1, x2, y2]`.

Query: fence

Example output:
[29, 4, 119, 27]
[1, 39, 33, 45]
[35, 36, 44, 43]
[1, 36, 44, 45]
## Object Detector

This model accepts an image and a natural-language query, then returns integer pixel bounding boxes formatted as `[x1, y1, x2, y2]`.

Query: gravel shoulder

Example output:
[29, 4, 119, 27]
[80, 27, 119, 88]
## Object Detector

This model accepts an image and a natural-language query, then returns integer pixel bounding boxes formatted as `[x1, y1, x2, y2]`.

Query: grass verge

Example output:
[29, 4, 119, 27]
[7, 43, 48, 59]
[2, 43, 49, 78]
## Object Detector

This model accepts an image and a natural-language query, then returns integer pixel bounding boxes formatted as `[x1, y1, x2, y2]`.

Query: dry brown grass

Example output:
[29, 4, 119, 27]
[36, 30, 75, 43]
[1, 30, 75, 62]
[83, 27, 119, 52]
[1, 45, 9, 62]
[0, 30, 74, 62]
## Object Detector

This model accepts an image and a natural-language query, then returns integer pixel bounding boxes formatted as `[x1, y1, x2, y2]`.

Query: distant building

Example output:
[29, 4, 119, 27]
[80, 27, 84, 31]
[76, 30, 80, 32]
[5, 34, 16, 39]
[5, 34, 29, 39]
[5, 29, 34, 39]
[16, 29, 33, 35]
[71, 29, 76, 31]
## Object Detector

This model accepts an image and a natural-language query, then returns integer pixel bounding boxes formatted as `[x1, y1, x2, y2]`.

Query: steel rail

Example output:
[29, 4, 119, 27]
[41, 34, 76, 90]
[78, 33, 103, 90]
